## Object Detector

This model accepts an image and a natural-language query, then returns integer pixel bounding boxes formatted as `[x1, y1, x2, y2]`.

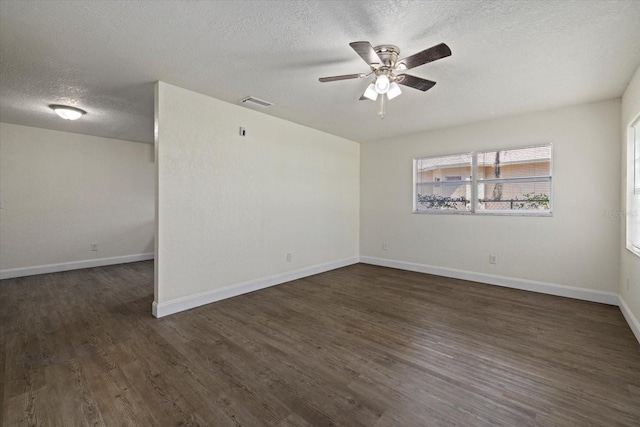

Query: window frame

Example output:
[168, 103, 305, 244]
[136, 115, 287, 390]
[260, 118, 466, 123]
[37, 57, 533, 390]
[627, 114, 640, 257]
[413, 153, 473, 214]
[413, 144, 553, 216]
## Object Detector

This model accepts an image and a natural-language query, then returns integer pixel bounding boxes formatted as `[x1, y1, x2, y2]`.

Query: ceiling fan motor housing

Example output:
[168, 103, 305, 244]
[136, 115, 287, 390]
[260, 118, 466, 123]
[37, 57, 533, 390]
[373, 45, 400, 69]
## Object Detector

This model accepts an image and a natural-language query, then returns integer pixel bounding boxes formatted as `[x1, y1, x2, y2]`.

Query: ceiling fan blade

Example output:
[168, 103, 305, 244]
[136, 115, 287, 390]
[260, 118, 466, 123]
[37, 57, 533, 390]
[319, 73, 366, 82]
[396, 74, 437, 91]
[398, 43, 451, 70]
[349, 41, 382, 67]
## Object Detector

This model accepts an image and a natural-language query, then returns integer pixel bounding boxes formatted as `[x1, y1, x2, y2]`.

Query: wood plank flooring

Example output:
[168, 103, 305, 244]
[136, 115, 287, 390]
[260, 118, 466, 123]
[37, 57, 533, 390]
[1, 261, 639, 426]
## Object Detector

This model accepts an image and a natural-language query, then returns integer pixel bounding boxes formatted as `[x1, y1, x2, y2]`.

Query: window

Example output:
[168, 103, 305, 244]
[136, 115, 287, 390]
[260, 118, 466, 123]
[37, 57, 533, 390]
[415, 154, 472, 212]
[476, 146, 552, 212]
[628, 117, 640, 256]
[414, 144, 552, 215]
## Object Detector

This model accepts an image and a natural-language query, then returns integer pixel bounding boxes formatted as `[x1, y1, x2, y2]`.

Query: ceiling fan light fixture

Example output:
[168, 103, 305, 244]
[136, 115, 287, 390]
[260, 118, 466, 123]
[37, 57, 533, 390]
[49, 104, 86, 120]
[387, 82, 402, 100]
[374, 74, 390, 94]
[363, 83, 378, 101]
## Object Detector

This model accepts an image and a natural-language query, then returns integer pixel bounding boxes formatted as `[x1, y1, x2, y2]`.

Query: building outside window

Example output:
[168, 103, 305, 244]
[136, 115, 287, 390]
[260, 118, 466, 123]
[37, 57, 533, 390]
[414, 144, 552, 215]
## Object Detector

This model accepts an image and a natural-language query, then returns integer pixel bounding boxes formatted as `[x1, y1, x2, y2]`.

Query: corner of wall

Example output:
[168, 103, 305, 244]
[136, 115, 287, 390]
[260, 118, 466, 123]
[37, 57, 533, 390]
[619, 62, 640, 341]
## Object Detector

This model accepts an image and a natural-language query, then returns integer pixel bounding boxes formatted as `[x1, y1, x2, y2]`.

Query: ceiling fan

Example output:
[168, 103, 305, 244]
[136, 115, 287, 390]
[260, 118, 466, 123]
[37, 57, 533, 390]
[319, 41, 451, 118]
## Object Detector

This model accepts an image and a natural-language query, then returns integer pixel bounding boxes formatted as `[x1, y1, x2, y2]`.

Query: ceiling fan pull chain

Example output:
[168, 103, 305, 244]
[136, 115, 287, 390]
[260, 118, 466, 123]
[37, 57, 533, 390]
[378, 95, 386, 119]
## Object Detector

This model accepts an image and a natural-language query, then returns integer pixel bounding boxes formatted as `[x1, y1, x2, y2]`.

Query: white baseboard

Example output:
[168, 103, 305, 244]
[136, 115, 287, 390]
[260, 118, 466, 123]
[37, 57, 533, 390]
[152, 256, 359, 318]
[618, 296, 640, 344]
[359, 256, 620, 306]
[0, 253, 154, 280]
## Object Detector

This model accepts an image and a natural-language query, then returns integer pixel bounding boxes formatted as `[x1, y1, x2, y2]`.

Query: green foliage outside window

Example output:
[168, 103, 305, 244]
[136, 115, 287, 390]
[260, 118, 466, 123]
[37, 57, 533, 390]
[514, 193, 550, 210]
[418, 193, 549, 210]
[417, 194, 469, 210]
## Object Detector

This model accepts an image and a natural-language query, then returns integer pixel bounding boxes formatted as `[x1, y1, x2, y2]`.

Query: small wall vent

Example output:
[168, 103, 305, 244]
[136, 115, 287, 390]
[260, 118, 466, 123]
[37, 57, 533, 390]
[240, 96, 274, 108]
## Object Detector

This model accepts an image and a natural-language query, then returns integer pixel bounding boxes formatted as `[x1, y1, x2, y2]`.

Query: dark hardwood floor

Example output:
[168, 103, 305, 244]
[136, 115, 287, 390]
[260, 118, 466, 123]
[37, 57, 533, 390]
[1, 261, 639, 426]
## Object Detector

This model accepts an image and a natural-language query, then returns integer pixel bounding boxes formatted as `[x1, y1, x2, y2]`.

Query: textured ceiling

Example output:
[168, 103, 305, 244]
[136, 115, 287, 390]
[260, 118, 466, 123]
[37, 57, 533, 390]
[1, 0, 640, 144]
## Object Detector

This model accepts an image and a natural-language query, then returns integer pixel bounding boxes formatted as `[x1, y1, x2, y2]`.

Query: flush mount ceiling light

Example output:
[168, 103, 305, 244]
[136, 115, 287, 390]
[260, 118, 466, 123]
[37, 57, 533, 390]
[49, 104, 86, 120]
[319, 41, 451, 119]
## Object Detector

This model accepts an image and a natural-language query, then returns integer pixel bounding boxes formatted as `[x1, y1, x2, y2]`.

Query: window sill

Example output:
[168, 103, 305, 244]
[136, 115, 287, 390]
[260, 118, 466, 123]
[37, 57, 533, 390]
[626, 244, 640, 258]
[413, 210, 552, 217]
[413, 210, 472, 215]
[474, 210, 552, 217]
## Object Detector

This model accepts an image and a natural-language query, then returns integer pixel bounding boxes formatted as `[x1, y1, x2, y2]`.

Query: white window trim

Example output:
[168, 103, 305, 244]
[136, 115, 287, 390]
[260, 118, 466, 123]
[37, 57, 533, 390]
[413, 155, 473, 214]
[413, 144, 553, 216]
[626, 113, 640, 258]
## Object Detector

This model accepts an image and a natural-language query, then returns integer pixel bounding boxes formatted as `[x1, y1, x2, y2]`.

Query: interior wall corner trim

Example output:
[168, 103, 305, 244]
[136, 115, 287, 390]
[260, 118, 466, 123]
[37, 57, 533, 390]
[358, 256, 620, 306]
[619, 296, 640, 344]
[152, 256, 359, 318]
[0, 253, 155, 280]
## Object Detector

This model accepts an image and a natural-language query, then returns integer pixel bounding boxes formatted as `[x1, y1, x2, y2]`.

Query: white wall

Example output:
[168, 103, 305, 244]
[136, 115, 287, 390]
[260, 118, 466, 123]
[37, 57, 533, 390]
[620, 63, 640, 337]
[361, 100, 621, 297]
[154, 82, 359, 315]
[0, 123, 155, 277]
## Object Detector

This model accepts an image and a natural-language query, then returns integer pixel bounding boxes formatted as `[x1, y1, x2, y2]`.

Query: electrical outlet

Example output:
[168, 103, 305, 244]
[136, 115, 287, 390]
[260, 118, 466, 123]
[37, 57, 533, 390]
[382, 243, 388, 251]
[91, 243, 98, 251]
[489, 254, 497, 264]
[286, 252, 292, 262]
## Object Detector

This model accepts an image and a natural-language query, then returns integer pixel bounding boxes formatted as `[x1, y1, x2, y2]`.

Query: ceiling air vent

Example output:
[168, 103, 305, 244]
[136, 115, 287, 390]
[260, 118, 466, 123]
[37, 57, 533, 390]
[240, 96, 273, 108]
